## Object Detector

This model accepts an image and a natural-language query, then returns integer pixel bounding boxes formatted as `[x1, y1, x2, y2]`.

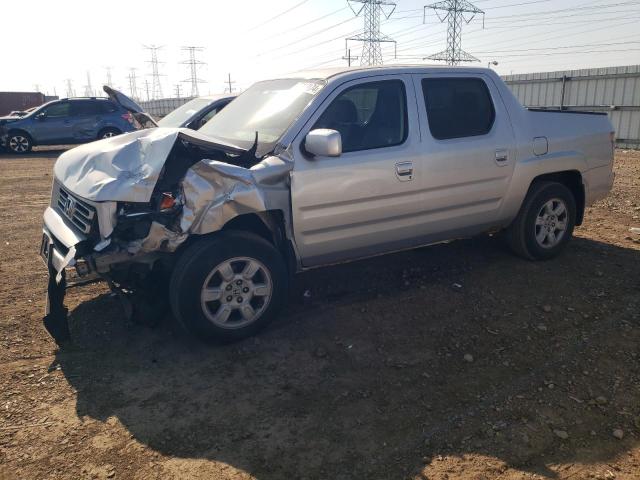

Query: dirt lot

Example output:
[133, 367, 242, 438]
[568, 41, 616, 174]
[0, 149, 639, 480]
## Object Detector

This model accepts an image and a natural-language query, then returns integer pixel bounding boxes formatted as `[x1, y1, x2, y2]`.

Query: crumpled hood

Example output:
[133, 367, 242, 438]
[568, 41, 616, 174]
[53, 127, 245, 203]
[0, 115, 22, 125]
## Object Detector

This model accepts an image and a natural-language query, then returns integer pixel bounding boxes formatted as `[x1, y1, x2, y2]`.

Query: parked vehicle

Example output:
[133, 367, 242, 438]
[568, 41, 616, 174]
[40, 66, 615, 344]
[0, 89, 148, 154]
[156, 94, 236, 130]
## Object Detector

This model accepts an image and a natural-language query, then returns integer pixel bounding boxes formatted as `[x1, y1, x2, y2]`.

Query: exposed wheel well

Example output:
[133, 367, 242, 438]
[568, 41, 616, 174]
[530, 170, 585, 225]
[97, 127, 122, 138]
[222, 211, 297, 276]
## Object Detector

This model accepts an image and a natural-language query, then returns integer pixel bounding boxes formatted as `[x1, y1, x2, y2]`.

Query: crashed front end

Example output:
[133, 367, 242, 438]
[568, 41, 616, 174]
[41, 127, 292, 344]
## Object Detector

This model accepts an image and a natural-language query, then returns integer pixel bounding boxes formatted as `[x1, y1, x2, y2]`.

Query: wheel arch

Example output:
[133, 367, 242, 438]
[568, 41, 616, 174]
[6, 128, 35, 145]
[182, 210, 297, 276]
[529, 170, 585, 225]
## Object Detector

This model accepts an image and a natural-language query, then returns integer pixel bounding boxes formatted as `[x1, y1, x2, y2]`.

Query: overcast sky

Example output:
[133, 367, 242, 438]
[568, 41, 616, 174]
[2, 0, 639, 98]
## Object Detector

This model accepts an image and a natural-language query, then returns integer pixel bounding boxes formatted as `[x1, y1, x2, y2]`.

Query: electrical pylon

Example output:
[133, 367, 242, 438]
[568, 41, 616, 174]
[83, 72, 94, 97]
[346, 0, 397, 66]
[423, 0, 484, 65]
[65, 79, 75, 98]
[181, 46, 206, 98]
[127, 68, 139, 100]
[144, 45, 165, 99]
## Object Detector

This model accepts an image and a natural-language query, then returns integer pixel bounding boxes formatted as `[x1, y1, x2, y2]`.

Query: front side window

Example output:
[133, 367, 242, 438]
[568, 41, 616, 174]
[313, 80, 407, 153]
[422, 78, 495, 140]
[44, 102, 70, 118]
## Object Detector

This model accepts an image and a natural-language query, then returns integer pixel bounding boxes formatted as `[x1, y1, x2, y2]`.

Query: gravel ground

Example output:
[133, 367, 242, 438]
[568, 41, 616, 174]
[0, 148, 639, 480]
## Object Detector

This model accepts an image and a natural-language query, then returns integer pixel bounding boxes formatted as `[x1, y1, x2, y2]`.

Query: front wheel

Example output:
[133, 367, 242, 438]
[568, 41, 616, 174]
[506, 181, 577, 260]
[169, 231, 287, 342]
[7, 133, 32, 154]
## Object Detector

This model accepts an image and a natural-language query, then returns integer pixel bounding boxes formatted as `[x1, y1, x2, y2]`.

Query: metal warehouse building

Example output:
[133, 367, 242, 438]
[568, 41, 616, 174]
[503, 64, 640, 149]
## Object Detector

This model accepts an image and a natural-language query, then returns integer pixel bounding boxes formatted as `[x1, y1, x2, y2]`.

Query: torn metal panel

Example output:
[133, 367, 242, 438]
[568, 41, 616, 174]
[54, 127, 246, 203]
[127, 221, 188, 254]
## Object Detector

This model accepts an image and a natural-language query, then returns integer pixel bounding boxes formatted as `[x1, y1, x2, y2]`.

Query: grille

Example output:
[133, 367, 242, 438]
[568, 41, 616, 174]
[56, 186, 96, 235]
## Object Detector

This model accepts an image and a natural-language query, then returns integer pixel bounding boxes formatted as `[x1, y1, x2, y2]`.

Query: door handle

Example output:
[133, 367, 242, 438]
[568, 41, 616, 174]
[495, 149, 509, 165]
[395, 161, 413, 181]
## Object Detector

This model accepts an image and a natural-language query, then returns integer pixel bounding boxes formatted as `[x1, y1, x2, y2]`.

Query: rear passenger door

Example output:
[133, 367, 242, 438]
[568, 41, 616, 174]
[71, 100, 106, 141]
[413, 73, 516, 237]
[290, 75, 425, 266]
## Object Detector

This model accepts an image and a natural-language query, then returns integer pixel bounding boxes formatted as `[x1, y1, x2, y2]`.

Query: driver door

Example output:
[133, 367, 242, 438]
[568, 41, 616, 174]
[290, 75, 424, 267]
[35, 101, 73, 143]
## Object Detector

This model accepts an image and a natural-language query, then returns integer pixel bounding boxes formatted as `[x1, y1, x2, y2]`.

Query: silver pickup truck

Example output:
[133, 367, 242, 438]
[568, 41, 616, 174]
[41, 66, 615, 343]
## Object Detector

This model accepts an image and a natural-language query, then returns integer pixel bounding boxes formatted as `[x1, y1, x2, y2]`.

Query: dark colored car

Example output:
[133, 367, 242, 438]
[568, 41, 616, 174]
[156, 94, 236, 129]
[0, 92, 142, 154]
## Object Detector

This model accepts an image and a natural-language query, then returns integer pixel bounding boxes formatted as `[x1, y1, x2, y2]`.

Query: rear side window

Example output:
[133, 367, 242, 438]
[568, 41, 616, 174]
[73, 100, 117, 115]
[313, 80, 407, 153]
[421, 78, 495, 140]
[100, 101, 118, 113]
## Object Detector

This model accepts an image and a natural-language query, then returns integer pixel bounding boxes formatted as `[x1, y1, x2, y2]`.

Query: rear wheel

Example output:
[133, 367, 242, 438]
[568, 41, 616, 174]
[506, 181, 576, 260]
[169, 231, 287, 342]
[7, 132, 32, 154]
[98, 127, 121, 140]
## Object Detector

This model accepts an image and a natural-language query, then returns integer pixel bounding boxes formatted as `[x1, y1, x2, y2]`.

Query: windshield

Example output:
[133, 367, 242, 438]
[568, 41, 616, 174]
[157, 97, 213, 128]
[198, 78, 326, 157]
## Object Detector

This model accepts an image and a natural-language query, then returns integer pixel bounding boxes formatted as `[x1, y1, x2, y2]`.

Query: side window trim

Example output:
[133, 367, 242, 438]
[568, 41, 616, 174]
[311, 78, 409, 154]
[421, 76, 496, 141]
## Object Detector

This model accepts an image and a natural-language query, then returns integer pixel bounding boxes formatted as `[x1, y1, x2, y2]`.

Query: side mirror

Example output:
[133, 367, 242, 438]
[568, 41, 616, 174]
[304, 129, 342, 158]
[35, 112, 46, 121]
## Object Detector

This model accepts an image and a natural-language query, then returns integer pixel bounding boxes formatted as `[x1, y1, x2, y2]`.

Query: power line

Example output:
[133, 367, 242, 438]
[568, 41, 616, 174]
[248, 0, 311, 32]
[347, 0, 397, 66]
[423, 0, 485, 65]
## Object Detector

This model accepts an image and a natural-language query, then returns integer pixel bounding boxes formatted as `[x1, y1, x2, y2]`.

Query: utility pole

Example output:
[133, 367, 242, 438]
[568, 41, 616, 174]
[423, 0, 484, 65]
[174, 84, 182, 98]
[342, 48, 359, 67]
[127, 68, 139, 100]
[144, 45, 165, 99]
[65, 79, 75, 98]
[224, 73, 236, 94]
[346, 0, 397, 66]
[181, 46, 206, 97]
[83, 72, 94, 97]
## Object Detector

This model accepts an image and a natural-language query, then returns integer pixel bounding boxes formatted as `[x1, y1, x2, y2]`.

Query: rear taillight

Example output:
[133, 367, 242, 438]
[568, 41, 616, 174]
[121, 112, 133, 124]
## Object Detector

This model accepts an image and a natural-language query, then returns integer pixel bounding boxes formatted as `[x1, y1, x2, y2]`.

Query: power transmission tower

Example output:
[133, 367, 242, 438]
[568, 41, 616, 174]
[181, 46, 206, 97]
[174, 84, 183, 98]
[144, 45, 165, 99]
[83, 72, 94, 97]
[342, 48, 359, 66]
[224, 73, 236, 94]
[105, 66, 113, 87]
[65, 79, 75, 97]
[34, 84, 41, 93]
[346, 0, 397, 66]
[127, 68, 139, 100]
[423, 0, 484, 65]
[144, 79, 151, 102]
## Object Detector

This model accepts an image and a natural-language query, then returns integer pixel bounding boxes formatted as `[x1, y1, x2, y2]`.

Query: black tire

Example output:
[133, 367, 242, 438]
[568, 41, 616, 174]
[169, 231, 287, 342]
[505, 181, 576, 260]
[6, 131, 33, 154]
[98, 127, 121, 140]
